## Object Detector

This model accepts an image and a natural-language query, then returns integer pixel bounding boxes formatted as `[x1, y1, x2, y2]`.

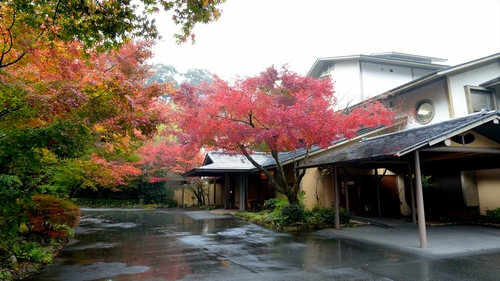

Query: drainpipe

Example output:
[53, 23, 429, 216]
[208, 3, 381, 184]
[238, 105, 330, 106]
[414, 151, 427, 248]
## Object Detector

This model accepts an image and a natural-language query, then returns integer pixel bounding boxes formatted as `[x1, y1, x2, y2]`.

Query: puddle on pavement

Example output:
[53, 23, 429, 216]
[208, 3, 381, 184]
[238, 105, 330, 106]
[64, 242, 121, 251]
[32, 262, 149, 281]
[24, 209, 422, 281]
[101, 222, 138, 228]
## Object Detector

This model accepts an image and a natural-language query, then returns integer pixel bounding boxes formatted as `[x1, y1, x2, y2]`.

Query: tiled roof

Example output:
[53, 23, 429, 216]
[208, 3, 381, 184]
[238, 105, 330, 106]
[182, 147, 320, 177]
[183, 110, 500, 176]
[300, 110, 500, 168]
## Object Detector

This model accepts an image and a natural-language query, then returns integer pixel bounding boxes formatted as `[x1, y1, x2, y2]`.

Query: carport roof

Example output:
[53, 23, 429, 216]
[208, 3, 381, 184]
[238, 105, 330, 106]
[299, 110, 500, 169]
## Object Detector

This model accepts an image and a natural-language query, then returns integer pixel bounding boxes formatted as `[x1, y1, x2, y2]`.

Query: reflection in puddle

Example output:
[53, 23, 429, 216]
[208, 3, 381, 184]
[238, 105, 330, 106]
[217, 228, 246, 236]
[102, 222, 138, 228]
[32, 262, 149, 281]
[64, 242, 121, 251]
[78, 217, 109, 225]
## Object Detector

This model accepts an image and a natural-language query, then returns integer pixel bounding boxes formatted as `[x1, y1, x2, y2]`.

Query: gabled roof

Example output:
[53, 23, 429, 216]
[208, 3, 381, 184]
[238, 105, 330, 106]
[383, 52, 500, 96]
[307, 52, 448, 78]
[183, 149, 315, 177]
[480, 76, 500, 88]
[370, 52, 447, 64]
[299, 110, 500, 169]
[182, 124, 398, 178]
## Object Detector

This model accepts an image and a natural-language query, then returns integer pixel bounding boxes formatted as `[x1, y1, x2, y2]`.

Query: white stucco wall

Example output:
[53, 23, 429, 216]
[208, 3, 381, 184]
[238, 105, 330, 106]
[393, 79, 450, 130]
[476, 169, 500, 214]
[361, 62, 414, 99]
[448, 62, 500, 118]
[397, 175, 412, 216]
[331, 60, 440, 110]
[302, 167, 329, 209]
[329, 60, 362, 110]
[413, 67, 434, 79]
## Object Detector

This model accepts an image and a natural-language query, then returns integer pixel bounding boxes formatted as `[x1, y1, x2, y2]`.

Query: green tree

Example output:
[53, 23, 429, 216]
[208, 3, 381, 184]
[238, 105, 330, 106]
[146, 64, 214, 88]
[147, 64, 183, 88]
[0, 41, 168, 247]
[183, 69, 214, 86]
[0, 0, 225, 68]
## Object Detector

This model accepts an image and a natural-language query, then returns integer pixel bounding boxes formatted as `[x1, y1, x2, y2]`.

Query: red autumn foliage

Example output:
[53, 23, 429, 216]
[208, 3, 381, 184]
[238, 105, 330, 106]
[168, 65, 395, 203]
[24, 195, 81, 239]
[137, 136, 205, 183]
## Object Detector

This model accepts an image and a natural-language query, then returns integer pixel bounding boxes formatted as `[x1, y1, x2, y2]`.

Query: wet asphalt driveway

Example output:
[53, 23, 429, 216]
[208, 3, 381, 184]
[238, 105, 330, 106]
[24, 209, 500, 281]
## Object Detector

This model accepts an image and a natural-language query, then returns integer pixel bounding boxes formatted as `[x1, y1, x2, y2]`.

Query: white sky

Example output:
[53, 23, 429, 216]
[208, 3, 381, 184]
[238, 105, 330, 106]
[152, 0, 500, 80]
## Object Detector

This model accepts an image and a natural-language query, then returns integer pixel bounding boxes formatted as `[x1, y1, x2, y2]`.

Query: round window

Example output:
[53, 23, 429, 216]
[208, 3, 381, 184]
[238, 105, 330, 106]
[415, 100, 434, 124]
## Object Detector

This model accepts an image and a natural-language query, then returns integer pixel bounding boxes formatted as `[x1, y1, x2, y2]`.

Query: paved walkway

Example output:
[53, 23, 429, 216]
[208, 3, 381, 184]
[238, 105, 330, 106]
[210, 209, 500, 258]
[315, 217, 500, 258]
[27, 209, 500, 281]
[210, 208, 238, 216]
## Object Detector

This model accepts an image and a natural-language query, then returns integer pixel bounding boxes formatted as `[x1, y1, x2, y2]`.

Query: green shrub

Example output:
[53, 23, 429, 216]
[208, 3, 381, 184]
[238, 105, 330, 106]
[163, 186, 177, 206]
[12, 241, 52, 263]
[236, 204, 352, 229]
[483, 208, 500, 223]
[24, 195, 80, 239]
[264, 198, 279, 211]
[0, 270, 12, 280]
[265, 197, 289, 213]
[0, 174, 27, 241]
[339, 207, 352, 225]
[310, 206, 352, 226]
[281, 204, 305, 225]
[311, 206, 336, 225]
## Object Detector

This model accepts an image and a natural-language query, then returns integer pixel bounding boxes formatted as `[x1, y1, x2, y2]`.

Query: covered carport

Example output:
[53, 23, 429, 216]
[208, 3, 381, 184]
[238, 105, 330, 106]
[299, 110, 500, 248]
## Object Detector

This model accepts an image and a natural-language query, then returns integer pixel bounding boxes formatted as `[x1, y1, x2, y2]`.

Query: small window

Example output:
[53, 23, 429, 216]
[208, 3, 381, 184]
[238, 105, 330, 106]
[464, 86, 497, 114]
[415, 100, 434, 124]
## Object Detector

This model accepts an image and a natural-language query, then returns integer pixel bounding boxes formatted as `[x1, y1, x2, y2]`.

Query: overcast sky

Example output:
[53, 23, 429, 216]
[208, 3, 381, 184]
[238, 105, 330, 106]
[152, 0, 500, 80]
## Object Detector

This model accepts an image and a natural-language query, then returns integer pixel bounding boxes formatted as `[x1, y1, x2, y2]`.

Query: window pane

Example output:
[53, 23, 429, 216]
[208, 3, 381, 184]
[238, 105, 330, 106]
[470, 89, 494, 113]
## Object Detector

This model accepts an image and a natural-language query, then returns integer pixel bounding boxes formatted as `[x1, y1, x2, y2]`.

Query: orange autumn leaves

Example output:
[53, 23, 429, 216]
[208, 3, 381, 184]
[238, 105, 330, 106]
[1, 40, 172, 193]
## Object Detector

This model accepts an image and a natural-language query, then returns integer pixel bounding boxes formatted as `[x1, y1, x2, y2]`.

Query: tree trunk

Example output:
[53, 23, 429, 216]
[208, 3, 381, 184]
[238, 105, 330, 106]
[239, 146, 303, 205]
[68, 181, 84, 199]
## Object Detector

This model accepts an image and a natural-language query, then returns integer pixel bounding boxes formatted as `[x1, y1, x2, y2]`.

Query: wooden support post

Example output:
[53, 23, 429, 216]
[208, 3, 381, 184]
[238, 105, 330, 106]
[213, 180, 217, 207]
[224, 173, 230, 209]
[344, 167, 350, 212]
[239, 173, 248, 212]
[333, 165, 340, 230]
[375, 168, 381, 217]
[414, 151, 427, 248]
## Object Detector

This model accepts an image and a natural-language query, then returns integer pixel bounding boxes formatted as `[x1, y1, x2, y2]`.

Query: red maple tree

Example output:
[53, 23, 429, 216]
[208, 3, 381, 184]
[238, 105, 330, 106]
[137, 136, 204, 184]
[168, 65, 395, 204]
[1, 40, 170, 196]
